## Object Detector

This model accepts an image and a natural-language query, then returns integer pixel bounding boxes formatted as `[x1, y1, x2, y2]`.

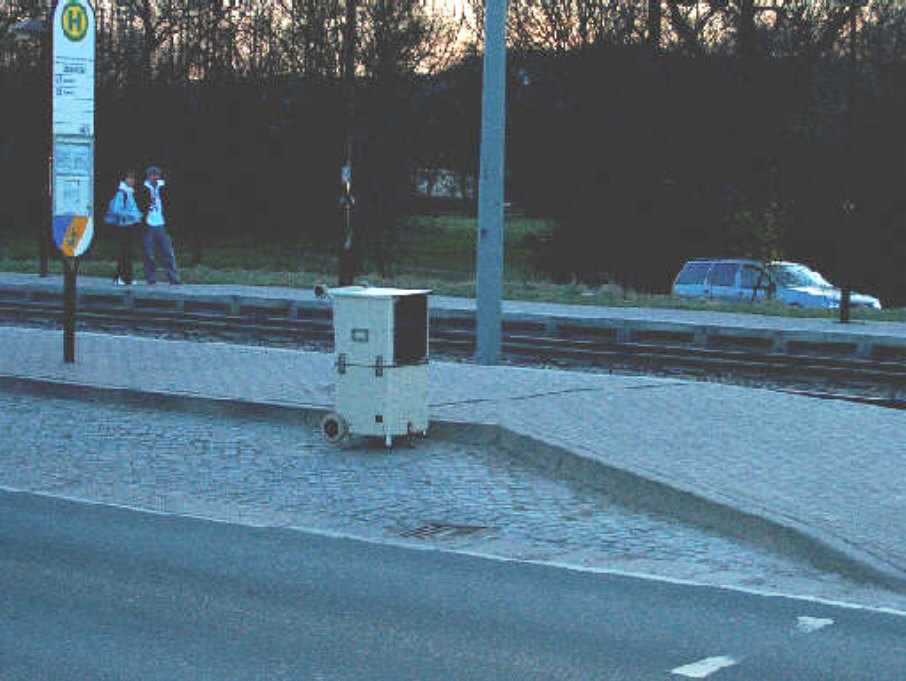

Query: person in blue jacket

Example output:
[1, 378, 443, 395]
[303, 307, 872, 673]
[112, 170, 144, 285]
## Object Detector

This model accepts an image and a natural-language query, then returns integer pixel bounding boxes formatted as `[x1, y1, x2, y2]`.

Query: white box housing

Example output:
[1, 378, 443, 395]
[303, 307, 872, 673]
[329, 287, 430, 441]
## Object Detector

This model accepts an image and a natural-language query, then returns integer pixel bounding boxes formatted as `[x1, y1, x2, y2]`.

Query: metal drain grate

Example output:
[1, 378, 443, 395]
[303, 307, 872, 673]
[392, 522, 492, 541]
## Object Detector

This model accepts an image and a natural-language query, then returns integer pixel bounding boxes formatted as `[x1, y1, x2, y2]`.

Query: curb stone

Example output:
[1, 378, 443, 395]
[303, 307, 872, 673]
[3, 372, 904, 594]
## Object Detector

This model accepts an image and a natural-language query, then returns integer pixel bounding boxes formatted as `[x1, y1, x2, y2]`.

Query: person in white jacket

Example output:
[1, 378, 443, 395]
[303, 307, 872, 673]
[136, 166, 181, 285]
[112, 170, 144, 285]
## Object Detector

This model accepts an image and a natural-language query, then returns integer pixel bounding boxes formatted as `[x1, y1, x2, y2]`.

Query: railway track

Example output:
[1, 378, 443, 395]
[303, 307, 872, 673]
[2, 296, 904, 409]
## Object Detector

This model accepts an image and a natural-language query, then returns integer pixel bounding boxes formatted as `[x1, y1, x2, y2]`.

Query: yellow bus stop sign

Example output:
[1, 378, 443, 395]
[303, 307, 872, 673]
[61, 1, 89, 42]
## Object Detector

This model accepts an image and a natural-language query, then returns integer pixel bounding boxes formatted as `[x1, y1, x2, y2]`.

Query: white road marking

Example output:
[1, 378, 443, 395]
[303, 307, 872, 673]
[795, 616, 834, 635]
[5, 486, 906, 620]
[671, 656, 738, 678]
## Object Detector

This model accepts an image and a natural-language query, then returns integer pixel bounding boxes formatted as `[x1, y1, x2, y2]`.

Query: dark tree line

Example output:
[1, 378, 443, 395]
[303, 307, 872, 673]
[1, 0, 458, 270]
[488, 1, 906, 304]
[1, 1, 904, 305]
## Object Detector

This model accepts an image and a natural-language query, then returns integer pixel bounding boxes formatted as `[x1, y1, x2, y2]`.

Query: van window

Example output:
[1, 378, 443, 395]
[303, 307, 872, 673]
[768, 263, 832, 289]
[675, 262, 710, 285]
[740, 265, 766, 288]
[709, 263, 739, 287]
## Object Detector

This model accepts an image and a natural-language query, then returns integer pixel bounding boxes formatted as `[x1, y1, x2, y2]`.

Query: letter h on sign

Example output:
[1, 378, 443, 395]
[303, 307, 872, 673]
[62, 2, 88, 42]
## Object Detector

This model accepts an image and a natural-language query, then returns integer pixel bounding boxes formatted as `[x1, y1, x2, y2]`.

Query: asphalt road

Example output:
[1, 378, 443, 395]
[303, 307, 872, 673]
[1, 490, 904, 681]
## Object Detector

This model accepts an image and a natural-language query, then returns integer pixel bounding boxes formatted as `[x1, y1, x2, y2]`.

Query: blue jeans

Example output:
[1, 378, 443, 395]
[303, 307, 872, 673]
[141, 225, 181, 284]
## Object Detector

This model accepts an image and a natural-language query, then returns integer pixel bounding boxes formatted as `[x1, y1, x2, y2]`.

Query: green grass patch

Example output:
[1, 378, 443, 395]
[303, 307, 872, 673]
[1, 217, 903, 322]
[394, 215, 552, 277]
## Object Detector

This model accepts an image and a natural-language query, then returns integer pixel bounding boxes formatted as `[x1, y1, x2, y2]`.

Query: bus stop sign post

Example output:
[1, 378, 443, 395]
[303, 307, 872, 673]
[51, 0, 95, 363]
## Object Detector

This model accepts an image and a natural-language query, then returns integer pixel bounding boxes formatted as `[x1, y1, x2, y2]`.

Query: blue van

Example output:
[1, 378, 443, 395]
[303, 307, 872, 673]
[672, 259, 882, 309]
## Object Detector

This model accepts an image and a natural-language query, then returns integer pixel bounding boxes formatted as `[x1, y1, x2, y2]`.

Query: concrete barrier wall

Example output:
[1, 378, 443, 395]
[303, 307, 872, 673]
[2, 280, 905, 363]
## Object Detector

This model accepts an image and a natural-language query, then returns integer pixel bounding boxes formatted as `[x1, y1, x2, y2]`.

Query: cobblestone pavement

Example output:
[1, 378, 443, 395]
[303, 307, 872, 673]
[5, 388, 906, 611]
[2, 325, 905, 609]
[431, 371, 906, 582]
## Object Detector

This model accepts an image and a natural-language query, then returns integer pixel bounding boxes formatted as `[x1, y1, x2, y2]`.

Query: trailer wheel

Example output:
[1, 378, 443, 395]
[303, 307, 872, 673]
[407, 423, 428, 439]
[321, 412, 348, 444]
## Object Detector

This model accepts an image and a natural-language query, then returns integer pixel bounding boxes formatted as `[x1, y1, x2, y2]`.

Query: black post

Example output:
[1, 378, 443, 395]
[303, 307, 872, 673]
[338, 0, 357, 286]
[840, 200, 855, 324]
[62, 257, 77, 362]
[40, 1, 53, 277]
[41, 154, 50, 276]
[840, 3, 859, 325]
[647, 0, 661, 53]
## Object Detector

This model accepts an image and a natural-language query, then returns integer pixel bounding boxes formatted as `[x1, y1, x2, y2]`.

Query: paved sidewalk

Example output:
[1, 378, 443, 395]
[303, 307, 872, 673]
[1, 325, 904, 589]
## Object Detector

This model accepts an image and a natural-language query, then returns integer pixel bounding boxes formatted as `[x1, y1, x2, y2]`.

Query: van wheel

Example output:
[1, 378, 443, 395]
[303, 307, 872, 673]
[320, 412, 348, 444]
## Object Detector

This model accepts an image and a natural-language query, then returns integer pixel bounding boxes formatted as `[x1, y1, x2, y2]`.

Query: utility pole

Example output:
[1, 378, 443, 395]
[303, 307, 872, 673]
[475, 0, 506, 365]
[338, 0, 357, 286]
